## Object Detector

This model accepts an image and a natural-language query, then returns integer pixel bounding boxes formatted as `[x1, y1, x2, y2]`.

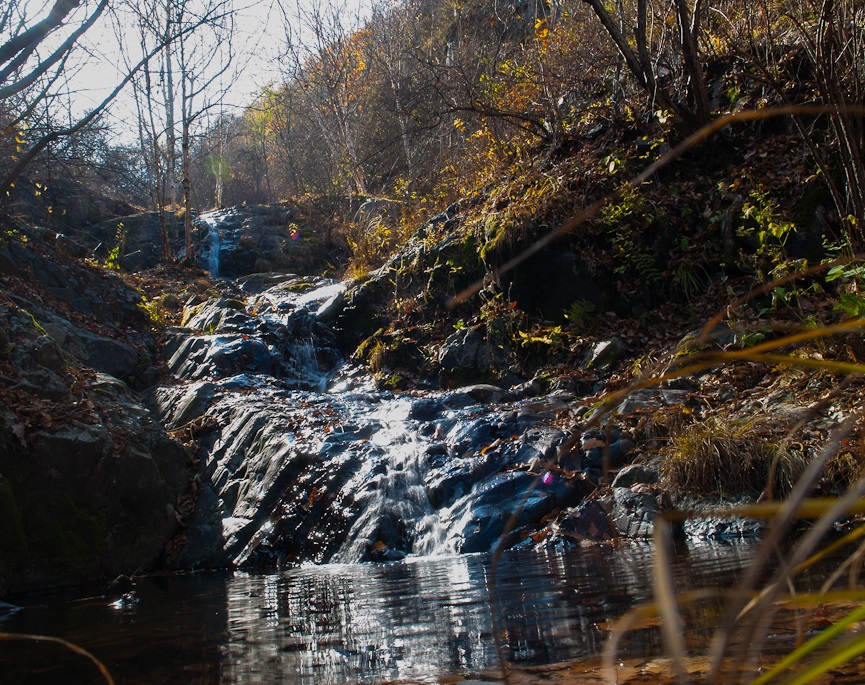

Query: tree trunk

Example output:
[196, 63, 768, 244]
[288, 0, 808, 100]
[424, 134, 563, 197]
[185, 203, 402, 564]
[674, 0, 711, 125]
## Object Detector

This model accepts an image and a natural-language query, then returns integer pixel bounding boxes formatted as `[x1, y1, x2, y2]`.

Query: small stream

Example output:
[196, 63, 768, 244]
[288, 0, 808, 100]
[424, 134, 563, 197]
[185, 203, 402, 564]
[0, 542, 761, 684]
[0, 208, 797, 682]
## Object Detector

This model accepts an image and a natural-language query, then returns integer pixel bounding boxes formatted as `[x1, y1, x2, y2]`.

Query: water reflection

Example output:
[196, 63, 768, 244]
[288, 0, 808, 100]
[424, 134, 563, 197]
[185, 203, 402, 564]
[221, 541, 761, 683]
[1, 541, 762, 684]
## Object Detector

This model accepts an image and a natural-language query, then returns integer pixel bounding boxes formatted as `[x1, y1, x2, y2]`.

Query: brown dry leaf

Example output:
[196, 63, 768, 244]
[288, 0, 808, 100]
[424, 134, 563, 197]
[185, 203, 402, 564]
[596, 615, 662, 632]
[481, 439, 502, 455]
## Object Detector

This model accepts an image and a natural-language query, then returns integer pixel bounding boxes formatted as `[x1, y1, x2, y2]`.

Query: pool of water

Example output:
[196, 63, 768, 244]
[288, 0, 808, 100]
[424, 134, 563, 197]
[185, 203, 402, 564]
[0, 540, 762, 684]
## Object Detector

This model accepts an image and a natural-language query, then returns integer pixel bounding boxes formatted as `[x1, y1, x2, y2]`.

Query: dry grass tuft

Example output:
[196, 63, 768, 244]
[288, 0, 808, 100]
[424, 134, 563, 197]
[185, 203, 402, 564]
[661, 416, 807, 498]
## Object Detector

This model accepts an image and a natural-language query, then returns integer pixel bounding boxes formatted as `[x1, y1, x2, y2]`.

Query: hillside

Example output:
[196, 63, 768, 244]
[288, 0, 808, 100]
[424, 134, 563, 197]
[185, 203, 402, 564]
[2, 0, 865, 618]
[2, 97, 865, 595]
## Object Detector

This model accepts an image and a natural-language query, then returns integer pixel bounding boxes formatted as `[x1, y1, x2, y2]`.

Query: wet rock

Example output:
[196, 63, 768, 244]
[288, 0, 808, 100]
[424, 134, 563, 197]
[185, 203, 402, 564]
[445, 418, 498, 456]
[462, 384, 513, 403]
[146, 382, 216, 429]
[583, 337, 627, 371]
[580, 428, 635, 480]
[450, 470, 583, 553]
[427, 450, 504, 509]
[182, 298, 261, 334]
[516, 427, 569, 466]
[315, 290, 347, 323]
[236, 273, 298, 293]
[410, 397, 444, 421]
[611, 464, 659, 489]
[167, 334, 281, 381]
[511, 373, 546, 397]
[557, 501, 614, 541]
[684, 516, 764, 540]
[153, 361, 592, 567]
[609, 488, 658, 538]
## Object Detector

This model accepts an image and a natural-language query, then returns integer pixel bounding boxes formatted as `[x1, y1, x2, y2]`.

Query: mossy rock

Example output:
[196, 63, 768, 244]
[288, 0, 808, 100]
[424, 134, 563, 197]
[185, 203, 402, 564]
[285, 279, 318, 293]
[355, 328, 426, 373]
[374, 373, 407, 390]
[181, 302, 207, 327]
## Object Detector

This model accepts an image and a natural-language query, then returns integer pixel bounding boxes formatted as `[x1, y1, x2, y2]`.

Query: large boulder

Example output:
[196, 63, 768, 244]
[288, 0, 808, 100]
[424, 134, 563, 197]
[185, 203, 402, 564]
[438, 322, 513, 383]
[0, 375, 187, 594]
[167, 334, 282, 381]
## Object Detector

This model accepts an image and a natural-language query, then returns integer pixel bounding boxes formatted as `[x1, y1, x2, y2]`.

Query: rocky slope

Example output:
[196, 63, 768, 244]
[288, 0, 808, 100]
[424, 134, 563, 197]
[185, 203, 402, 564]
[0, 218, 188, 595]
[1, 149, 860, 596]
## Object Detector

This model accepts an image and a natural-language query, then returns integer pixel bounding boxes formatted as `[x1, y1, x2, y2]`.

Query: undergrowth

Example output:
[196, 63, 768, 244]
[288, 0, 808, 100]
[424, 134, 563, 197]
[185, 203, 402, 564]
[482, 105, 865, 685]
[661, 416, 806, 499]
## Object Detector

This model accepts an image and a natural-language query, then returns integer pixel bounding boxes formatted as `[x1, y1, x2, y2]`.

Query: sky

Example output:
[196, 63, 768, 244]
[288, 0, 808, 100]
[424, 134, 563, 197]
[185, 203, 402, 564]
[10, 0, 372, 143]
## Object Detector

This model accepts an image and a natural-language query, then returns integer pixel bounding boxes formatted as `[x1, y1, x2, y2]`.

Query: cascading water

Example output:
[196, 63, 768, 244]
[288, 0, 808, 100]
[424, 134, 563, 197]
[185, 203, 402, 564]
[155, 220, 586, 570]
[1, 204, 787, 685]
[289, 337, 326, 392]
[332, 398, 449, 563]
[207, 221, 220, 276]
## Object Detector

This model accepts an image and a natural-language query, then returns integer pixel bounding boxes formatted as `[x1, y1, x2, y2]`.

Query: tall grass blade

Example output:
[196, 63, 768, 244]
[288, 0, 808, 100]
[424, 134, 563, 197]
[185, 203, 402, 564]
[749, 604, 865, 685]
[739, 473, 865, 677]
[603, 589, 725, 684]
[0, 632, 115, 684]
[776, 633, 865, 685]
[652, 517, 689, 685]
[819, 536, 865, 594]
[707, 413, 860, 683]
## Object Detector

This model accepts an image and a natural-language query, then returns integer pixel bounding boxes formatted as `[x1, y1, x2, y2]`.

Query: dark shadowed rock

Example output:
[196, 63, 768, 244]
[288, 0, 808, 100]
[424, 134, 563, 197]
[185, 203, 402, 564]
[0, 374, 187, 594]
[584, 337, 627, 371]
[557, 501, 614, 541]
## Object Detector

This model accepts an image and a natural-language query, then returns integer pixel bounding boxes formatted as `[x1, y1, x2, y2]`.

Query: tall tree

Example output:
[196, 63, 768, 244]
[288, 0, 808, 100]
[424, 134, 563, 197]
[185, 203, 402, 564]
[123, 0, 235, 261]
[0, 0, 234, 212]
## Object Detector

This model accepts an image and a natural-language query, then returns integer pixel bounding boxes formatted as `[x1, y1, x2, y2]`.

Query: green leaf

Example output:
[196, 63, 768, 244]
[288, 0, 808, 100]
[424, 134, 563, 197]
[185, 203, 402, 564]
[750, 604, 865, 685]
[826, 265, 847, 282]
[835, 293, 865, 317]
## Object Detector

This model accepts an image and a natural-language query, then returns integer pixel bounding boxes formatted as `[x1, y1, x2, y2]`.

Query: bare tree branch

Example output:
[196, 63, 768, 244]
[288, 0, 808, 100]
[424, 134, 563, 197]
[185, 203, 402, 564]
[0, 0, 109, 99]
[0, 0, 82, 68]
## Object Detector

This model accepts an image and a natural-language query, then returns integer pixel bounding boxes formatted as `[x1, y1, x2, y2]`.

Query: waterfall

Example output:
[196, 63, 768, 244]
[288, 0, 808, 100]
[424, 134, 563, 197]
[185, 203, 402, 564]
[207, 222, 220, 277]
[333, 399, 450, 563]
[289, 337, 328, 392]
